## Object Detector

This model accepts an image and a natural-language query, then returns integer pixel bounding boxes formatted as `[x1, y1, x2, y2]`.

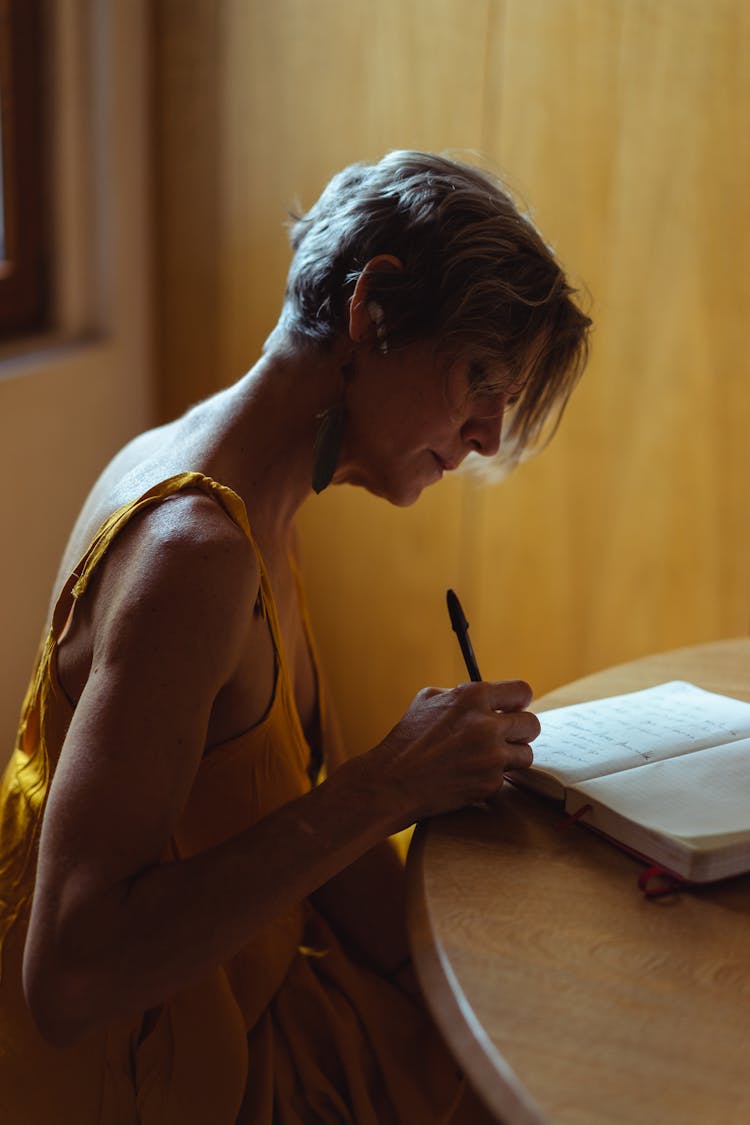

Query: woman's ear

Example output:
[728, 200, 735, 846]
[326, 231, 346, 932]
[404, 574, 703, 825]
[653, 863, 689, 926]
[348, 254, 403, 344]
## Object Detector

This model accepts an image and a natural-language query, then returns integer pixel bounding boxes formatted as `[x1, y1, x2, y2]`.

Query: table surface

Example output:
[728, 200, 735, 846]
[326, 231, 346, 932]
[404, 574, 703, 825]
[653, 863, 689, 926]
[406, 638, 750, 1125]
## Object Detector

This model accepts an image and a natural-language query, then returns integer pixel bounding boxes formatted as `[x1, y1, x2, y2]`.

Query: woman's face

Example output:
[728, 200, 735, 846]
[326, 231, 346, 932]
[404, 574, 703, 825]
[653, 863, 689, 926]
[336, 340, 514, 507]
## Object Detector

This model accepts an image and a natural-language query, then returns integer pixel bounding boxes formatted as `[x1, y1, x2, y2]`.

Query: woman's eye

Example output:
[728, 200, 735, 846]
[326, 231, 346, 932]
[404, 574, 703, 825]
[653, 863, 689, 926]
[473, 391, 508, 419]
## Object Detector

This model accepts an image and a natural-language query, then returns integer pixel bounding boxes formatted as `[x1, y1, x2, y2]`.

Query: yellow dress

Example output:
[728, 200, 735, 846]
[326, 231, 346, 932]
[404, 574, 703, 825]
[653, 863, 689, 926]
[0, 473, 471, 1125]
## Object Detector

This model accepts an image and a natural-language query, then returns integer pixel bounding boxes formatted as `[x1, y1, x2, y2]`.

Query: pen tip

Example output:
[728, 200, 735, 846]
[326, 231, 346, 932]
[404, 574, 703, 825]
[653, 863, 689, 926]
[446, 589, 467, 632]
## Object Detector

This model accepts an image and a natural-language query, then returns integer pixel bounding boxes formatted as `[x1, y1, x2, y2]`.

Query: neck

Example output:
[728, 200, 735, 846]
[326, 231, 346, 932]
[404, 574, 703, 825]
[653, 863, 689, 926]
[196, 333, 344, 539]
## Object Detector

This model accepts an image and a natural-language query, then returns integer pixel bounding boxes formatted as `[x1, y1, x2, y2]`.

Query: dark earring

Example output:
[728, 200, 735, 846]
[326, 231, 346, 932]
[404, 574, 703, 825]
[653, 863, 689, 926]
[311, 400, 345, 494]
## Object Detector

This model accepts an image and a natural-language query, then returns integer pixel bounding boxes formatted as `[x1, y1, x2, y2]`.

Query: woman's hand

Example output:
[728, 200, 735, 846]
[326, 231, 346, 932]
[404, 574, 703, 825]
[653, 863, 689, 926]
[369, 680, 539, 828]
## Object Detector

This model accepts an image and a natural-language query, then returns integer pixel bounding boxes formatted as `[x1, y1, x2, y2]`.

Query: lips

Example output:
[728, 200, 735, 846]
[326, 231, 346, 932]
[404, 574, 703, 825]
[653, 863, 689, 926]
[432, 452, 459, 472]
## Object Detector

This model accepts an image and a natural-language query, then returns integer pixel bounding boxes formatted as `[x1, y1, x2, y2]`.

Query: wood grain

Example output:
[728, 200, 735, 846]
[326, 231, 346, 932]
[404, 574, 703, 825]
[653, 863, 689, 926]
[153, 0, 750, 764]
[408, 639, 750, 1124]
[475, 0, 750, 690]
[152, 0, 224, 418]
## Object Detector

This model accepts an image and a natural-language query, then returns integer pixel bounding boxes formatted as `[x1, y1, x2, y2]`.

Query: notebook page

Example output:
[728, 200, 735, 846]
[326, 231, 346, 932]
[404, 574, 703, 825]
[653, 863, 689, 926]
[568, 737, 750, 840]
[529, 681, 750, 787]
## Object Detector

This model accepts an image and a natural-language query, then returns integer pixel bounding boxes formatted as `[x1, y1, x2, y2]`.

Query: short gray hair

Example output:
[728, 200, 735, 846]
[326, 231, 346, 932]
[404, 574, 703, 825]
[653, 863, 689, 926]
[283, 150, 591, 461]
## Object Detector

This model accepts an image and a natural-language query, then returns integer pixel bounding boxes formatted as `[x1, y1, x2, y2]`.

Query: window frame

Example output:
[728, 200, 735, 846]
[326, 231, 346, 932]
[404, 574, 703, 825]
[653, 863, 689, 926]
[0, 0, 48, 339]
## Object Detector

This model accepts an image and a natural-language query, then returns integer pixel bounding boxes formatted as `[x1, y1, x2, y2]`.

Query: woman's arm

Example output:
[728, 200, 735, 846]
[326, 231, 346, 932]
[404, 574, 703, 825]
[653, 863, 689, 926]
[24, 500, 538, 1046]
[308, 682, 412, 974]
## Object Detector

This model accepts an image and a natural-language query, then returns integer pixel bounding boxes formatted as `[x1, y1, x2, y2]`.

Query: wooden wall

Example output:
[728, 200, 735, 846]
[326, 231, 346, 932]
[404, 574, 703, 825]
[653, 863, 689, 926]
[154, 0, 749, 756]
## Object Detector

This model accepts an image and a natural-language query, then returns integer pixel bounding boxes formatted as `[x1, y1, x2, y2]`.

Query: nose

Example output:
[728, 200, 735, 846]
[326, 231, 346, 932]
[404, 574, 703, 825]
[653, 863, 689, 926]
[460, 399, 505, 458]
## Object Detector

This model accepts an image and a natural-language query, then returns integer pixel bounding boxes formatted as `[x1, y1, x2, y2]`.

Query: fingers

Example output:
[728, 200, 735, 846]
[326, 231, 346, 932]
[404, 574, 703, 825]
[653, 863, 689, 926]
[421, 680, 539, 749]
[501, 739, 534, 770]
[468, 715, 533, 767]
[482, 679, 534, 713]
[378, 680, 539, 823]
[459, 683, 539, 770]
[498, 705, 541, 746]
[443, 687, 537, 770]
[448, 679, 535, 717]
[420, 680, 533, 712]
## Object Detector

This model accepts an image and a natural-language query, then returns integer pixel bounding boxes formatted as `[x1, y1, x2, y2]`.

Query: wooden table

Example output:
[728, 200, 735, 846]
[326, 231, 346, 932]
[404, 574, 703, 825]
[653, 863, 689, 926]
[406, 639, 750, 1125]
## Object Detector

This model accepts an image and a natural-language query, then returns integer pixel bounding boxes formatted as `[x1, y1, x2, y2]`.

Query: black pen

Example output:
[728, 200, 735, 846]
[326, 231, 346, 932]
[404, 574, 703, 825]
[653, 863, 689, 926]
[446, 589, 482, 682]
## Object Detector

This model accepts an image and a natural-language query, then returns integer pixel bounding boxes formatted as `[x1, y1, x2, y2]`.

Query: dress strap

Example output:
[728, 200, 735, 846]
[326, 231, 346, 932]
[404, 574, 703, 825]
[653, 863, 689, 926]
[287, 549, 327, 784]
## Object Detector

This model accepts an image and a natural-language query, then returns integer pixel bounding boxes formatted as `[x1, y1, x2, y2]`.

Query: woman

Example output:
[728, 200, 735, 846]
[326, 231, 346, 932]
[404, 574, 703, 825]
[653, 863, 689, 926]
[0, 151, 590, 1123]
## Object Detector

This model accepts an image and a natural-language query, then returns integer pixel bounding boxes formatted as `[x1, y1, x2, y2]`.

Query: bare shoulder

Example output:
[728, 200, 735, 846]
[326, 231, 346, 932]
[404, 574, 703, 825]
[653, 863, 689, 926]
[87, 489, 259, 683]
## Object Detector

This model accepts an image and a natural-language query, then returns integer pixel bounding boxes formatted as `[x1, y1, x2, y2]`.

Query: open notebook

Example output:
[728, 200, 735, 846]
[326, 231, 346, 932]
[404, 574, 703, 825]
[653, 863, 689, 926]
[508, 681, 750, 883]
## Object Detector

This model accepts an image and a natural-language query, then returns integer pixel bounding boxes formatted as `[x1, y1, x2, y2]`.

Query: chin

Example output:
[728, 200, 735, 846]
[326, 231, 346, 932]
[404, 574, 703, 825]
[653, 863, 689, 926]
[390, 490, 422, 508]
[346, 463, 435, 507]
[350, 476, 422, 507]
[384, 477, 431, 507]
